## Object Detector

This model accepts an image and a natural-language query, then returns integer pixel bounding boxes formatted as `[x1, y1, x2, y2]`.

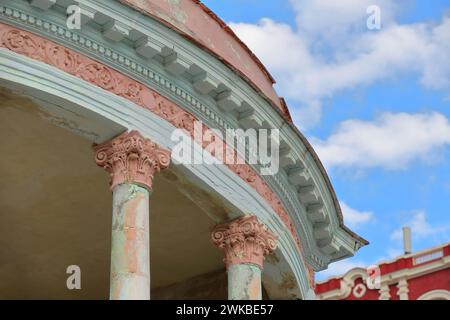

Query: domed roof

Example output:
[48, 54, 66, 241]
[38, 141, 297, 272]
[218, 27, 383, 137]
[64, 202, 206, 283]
[118, 0, 291, 119]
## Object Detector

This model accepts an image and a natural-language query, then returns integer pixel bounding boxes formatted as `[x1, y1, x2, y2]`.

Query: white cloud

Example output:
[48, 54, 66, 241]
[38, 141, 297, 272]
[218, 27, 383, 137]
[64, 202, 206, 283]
[386, 247, 403, 259]
[312, 112, 450, 170]
[316, 259, 367, 280]
[318, 210, 449, 280]
[422, 17, 450, 90]
[290, 0, 398, 46]
[229, 1, 450, 129]
[390, 210, 450, 241]
[340, 201, 373, 228]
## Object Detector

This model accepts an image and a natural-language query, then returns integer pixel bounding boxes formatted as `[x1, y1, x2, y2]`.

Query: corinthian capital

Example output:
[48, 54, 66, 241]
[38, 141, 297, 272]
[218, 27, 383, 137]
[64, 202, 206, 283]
[93, 130, 171, 190]
[211, 215, 278, 269]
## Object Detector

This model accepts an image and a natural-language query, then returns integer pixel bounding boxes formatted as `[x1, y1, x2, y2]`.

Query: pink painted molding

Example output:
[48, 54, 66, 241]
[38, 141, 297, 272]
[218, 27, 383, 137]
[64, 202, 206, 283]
[0, 24, 307, 264]
[93, 130, 171, 190]
[211, 215, 278, 269]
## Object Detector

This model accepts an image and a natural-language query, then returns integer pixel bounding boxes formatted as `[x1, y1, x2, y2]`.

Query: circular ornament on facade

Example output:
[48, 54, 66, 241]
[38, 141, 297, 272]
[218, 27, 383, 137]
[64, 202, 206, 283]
[353, 283, 367, 298]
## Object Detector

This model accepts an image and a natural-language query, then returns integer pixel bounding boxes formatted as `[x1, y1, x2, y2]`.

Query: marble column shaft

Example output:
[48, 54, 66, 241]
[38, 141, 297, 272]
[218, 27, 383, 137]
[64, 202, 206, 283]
[94, 130, 170, 300]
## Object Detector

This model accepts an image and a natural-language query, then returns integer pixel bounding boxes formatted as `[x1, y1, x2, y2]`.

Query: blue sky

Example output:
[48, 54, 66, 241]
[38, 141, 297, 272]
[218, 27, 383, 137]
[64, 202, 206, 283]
[202, 0, 450, 279]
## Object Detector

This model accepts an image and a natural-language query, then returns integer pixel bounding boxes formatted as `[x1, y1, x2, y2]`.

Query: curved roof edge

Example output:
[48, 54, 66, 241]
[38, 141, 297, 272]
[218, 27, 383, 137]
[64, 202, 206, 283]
[118, 0, 289, 117]
[287, 115, 369, 247]
[118, 0, 368, 247]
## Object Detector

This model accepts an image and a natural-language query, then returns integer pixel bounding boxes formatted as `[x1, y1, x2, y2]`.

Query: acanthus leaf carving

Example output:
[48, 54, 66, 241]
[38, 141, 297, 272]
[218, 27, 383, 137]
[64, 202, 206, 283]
[211, 215, 278, 269]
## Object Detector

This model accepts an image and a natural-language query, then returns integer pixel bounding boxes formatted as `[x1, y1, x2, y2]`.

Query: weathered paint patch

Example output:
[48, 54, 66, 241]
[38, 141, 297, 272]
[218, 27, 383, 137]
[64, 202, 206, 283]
[227, 264, 262, 300]
[110, 183, 150, 300]
[248, 272, 261, 300]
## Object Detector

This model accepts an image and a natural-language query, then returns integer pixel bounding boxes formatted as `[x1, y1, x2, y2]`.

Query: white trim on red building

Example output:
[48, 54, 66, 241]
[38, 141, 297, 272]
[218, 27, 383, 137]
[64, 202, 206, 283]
[316, 243, 450, 300]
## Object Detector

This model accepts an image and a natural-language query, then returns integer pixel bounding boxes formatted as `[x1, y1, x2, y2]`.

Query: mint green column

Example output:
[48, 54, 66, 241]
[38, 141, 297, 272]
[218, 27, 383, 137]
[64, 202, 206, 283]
[93, 130, 171, 300]
[228, 264, 262, 300]
[110, 184, 150, 300]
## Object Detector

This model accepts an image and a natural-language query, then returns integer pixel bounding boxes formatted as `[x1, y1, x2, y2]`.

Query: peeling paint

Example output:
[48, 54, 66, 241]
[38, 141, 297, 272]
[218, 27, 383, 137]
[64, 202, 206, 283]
[118, 0, 286, 116]
[265, 253, 280, 265]
[110, 183, 150, 300]
[228, 264, 262, 300]
[167, 0, 187, 23]
[248, 273, 261, 300]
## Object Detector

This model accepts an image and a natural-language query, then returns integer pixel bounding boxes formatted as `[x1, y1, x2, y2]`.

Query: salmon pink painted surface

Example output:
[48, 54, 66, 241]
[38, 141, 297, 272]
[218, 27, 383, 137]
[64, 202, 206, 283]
[211, 215, 278, 269]
[94, 130, 171, 191]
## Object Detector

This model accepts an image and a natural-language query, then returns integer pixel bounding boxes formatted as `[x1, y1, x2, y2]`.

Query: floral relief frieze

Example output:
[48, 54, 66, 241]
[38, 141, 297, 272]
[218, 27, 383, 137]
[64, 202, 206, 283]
[0, 23, 309, 273]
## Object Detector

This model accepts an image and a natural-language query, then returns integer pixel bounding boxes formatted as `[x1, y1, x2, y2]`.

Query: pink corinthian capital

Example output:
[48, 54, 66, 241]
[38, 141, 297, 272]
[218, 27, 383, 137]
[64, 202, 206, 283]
[93, 130, 171, 190]
[211, 215, 278, 269]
